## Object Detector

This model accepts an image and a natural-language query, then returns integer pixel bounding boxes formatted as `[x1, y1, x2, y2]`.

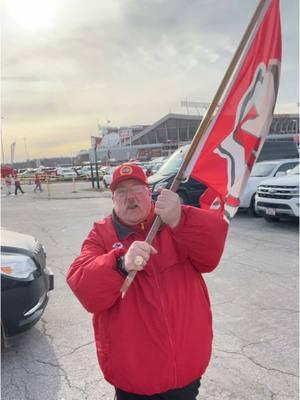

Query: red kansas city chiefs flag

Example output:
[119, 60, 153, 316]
[185, 0, 281, 221]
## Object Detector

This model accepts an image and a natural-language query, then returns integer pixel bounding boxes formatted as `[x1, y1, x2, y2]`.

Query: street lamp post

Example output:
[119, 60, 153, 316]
[94, 147, 100, 189]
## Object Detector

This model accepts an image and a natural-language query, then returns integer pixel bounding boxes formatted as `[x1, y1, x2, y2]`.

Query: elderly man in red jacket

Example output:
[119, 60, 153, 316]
[67, 163, 228, 399]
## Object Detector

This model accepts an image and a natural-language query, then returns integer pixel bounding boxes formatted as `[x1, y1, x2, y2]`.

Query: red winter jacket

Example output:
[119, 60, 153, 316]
[67, 206, 228, 395]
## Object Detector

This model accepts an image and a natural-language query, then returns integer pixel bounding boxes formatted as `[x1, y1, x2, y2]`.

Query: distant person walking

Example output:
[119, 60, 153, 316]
[33, 174, 43, 192]
[14, 175, 25, 195]
[4, 174, 12, 196]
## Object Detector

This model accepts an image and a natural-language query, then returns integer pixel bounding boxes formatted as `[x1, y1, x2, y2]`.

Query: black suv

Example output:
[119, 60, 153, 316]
[1, 229, 54, 345]
[148, 145, 206, 207]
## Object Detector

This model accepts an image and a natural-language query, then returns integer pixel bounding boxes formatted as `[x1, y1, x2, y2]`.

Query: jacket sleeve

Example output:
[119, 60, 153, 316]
[170, 206, 228, 273]
[66, 223, 124, 314]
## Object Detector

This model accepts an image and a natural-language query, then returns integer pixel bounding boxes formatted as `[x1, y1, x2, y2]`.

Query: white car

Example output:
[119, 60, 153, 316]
[255, 164, 300, 222]
[20, 168, 37, 178]
[103, 167, 117, 188]
[79, 166, 101, 178]
[56, 167, 77, 179]
[239, 159, 299, 216]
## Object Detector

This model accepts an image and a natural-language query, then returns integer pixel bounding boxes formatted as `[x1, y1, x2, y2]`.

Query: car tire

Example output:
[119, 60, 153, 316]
[264, 215, 280, 222]
[248, 195, 260, 217]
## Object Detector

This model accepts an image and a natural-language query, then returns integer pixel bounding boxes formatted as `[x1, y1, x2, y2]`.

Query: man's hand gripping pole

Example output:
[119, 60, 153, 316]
[120, 216, 162, 298]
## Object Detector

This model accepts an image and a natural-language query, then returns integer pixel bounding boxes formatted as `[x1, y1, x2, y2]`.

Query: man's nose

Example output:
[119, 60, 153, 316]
[126, 189, 136, 199]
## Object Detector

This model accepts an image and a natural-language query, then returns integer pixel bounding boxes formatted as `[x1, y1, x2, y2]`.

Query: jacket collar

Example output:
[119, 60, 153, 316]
[112, 204, 156, 240]
[112, 210, 133, 239]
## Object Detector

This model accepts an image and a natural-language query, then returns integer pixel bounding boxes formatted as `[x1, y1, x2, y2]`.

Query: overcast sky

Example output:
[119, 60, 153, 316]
[1, 0, 299, 162]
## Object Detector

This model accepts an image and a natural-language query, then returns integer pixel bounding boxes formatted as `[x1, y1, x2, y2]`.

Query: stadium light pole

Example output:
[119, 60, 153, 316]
[93, 146, 100, 189]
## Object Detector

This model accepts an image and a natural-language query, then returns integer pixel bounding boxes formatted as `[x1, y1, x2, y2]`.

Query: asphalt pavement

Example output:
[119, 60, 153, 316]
[1, 181, 299, 400]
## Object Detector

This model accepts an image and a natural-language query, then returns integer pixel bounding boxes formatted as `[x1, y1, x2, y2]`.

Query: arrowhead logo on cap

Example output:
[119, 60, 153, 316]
[110, 163, 148, 191]
[120, 165, 133, 176]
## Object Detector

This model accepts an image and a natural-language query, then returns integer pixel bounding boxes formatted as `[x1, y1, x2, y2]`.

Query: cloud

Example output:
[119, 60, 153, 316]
[1, 0, 299, 161]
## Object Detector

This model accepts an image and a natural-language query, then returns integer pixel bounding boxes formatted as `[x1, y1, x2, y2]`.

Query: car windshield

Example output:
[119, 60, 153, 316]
[287, 164, 300, 175]
[250, 163, 278, 177]
[155, 146, 188, 176]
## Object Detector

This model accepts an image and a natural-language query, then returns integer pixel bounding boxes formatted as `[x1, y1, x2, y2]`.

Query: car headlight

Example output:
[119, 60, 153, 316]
[1, 253, 37, 279]
[153, 181, 169, 192]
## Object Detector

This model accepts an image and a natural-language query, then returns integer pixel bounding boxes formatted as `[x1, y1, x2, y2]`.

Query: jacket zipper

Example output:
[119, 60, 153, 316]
[135, 232, 177, 386]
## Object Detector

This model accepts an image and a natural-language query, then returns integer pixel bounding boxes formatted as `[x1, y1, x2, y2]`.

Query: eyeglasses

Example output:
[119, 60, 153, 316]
[114, 185, 146, 198]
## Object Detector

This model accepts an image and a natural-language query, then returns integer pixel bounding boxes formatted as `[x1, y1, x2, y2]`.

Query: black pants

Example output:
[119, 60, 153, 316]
[15, 185, 24, 195]
[115, 378, 201, 400]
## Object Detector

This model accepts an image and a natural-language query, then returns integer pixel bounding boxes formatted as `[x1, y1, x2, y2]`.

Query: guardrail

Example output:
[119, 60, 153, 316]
[1, 175, 108, 198]
[17, 176, 89, 199]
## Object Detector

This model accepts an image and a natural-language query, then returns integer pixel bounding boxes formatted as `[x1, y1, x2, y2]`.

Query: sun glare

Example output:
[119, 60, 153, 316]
[6, 0, 57, 31]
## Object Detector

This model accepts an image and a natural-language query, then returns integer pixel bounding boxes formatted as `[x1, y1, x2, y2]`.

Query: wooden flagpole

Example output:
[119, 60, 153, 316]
[120, 0, 270, 297]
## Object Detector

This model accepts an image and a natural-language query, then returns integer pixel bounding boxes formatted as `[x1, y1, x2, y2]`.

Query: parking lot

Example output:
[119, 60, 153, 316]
[1, 181, 299, 400]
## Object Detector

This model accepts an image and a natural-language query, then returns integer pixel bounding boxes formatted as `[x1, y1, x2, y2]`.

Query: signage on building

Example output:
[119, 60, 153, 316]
[119, 129, 132, 140]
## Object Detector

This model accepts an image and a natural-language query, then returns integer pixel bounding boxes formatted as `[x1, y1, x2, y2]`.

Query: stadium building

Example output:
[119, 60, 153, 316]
[86, 112, 299, 164]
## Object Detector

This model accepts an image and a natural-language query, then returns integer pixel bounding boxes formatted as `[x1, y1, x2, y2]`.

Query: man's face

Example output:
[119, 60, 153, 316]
[112, 179, 152, 225]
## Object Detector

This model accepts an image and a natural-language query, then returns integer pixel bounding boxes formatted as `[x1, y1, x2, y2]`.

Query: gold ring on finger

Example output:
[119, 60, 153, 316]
[134, 255, 144, 267]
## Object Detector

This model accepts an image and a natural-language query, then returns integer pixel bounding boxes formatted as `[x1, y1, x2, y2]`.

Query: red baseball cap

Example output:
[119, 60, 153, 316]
[110, 164, 148, 191]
